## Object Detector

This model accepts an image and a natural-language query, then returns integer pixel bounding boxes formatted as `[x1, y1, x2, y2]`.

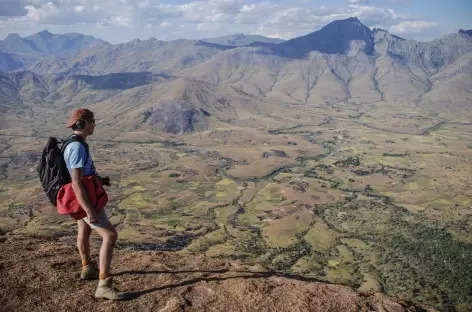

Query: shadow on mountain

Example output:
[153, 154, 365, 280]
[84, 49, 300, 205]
[71, 72, 171, 90]
[196, 40, 237, 50]
[116, 268, 330, 284]
[248, 42, 310, 59]
[118, 269, 334, 300]
[248, 17, 374, 59]
[0, 51, 36, 72]
[116, 268, 427, 312]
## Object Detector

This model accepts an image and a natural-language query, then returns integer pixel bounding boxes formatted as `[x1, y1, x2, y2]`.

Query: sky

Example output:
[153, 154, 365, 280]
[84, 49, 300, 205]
[0, 0, 471, 44]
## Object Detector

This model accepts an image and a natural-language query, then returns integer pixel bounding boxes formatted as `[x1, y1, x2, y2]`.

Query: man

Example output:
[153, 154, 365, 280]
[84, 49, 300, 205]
[64, 108, 124, 300]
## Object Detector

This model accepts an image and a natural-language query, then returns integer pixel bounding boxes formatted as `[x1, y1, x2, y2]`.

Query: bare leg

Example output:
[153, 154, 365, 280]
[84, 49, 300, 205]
[93, 224, 117, 277]
[90, 214, 125, 300]
[77, 219, 92, 263]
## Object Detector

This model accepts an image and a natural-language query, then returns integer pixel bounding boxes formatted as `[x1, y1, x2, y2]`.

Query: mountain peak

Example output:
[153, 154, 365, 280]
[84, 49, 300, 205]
[373, 28, 388, 33]
[5, 33, 22, 40]
[345, 17, 361, 23]
[322, 17, 366, 30]
[37, 30, 53, 38]
[459, 29, 472, 36]
[0, 33, 42, 55]
[282, 17, 374, 55]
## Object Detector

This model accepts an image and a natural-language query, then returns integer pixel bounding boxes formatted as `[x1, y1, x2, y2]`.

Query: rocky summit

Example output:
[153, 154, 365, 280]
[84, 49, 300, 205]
[0, 235, 436, 312]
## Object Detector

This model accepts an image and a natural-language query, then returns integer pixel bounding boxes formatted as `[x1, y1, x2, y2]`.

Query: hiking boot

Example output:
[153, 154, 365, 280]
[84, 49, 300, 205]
[81, 264, 99, 280]
[95, 277, 126, 300]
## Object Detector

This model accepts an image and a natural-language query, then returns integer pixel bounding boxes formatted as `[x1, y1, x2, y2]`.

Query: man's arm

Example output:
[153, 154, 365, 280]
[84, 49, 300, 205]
[71, 167, 98, 223]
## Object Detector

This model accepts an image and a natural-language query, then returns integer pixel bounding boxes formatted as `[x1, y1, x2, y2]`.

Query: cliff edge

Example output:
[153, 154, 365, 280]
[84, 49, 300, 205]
[0, 235, 436, 312]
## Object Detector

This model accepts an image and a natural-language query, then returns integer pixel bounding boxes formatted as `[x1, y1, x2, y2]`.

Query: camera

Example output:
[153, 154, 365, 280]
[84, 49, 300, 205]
[98, 176, 111, 186]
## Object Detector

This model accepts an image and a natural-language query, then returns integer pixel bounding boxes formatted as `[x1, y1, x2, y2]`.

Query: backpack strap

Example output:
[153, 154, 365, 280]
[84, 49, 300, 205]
[60, 134, 91, 169]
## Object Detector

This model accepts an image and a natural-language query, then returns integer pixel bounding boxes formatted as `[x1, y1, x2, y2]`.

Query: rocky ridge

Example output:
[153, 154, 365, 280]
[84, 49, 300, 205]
[0, 235, 436, 312]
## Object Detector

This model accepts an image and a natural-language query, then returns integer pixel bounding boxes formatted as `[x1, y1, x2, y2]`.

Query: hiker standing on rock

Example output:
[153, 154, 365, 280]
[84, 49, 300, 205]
[64, 108, 124, 300]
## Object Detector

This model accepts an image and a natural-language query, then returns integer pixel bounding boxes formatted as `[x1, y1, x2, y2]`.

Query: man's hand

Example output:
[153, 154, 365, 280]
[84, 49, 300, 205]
[71, 167, 96, 219]
[86, 210, 100, 224]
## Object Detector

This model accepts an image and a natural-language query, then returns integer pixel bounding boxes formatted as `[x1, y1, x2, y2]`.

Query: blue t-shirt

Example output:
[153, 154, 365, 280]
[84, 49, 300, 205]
[64, 141, 95, 176]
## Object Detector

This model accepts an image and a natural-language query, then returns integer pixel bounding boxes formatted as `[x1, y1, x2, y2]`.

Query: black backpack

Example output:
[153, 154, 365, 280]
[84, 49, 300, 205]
[37, 134, 90, 206]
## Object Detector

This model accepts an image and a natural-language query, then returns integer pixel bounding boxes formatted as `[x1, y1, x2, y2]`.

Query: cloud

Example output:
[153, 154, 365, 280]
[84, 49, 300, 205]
[159, 21, 171, 28]
[0, 0, 444, 43]
[390, 21, 439, 34]
[23, 2, 102, 25]
[73, 5, 85, 13]
[255, 25, 295, 40]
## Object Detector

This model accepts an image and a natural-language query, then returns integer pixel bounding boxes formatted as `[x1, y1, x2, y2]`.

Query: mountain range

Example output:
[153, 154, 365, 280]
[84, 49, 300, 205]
[0, 30, 283, 73]
[1, 17, 471, 135]
[0, 30, 109, 72]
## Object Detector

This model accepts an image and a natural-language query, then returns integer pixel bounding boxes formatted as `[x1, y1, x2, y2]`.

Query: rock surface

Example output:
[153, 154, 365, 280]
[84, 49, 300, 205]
[0, 235, 436, 312]
[144, 100, 210, 134]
